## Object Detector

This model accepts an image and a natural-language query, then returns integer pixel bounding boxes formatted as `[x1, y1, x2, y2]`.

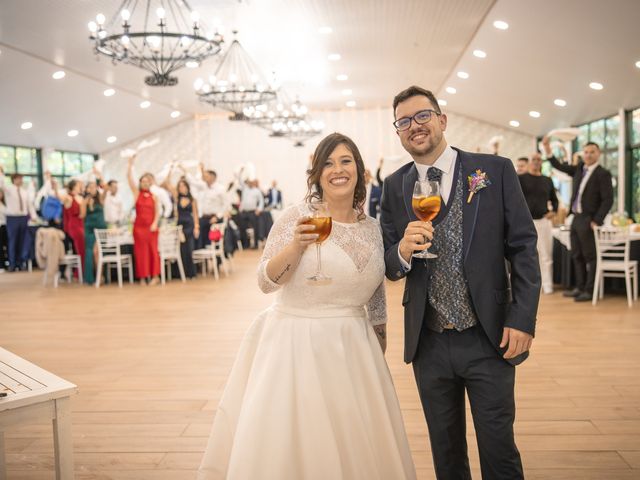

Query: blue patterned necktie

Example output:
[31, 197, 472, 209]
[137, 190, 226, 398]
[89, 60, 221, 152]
[427, 167, 443, 184]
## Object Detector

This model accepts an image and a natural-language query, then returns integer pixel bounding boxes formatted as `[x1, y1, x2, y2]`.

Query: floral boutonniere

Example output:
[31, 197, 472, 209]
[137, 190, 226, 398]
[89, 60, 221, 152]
[467, 169, 491, 203]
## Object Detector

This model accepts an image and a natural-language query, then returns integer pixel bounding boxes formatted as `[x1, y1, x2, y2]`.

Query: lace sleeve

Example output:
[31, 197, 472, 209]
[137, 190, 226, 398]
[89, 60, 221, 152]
[366, 218, 388, 326]
[366, 280, 388, 326]
[257, 204, 304, 293]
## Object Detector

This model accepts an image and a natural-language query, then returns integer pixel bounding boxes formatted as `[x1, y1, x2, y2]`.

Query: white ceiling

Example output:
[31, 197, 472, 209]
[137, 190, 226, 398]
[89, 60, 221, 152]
[0, 0, 638, 154]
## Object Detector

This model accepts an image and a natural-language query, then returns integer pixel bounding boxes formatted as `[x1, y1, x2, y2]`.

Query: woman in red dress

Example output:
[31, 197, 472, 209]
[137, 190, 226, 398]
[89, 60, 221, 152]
[128, 155, 161, 285]
[56, 179, 86, 271]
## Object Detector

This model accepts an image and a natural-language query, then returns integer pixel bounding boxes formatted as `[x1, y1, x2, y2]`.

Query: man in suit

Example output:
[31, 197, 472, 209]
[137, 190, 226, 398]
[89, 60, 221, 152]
[381, 86, 540, 480]
[265, 180, 283, 210]
[364, 169, 382, 218]
[543, 136, 613, 302]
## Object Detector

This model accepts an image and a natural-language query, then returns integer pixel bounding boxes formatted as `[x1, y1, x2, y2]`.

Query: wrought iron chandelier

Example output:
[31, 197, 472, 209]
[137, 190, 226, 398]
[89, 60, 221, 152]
[88, 1, 223, 86]
[195, 34, 277, 120]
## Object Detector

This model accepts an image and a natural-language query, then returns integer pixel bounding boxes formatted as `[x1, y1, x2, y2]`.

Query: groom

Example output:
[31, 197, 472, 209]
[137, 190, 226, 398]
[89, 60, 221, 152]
[381, 86, 540, 479]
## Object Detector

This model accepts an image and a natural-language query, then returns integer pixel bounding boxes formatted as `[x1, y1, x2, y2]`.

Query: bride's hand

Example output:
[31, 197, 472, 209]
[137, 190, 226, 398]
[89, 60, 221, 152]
[291, 216, 319, 254]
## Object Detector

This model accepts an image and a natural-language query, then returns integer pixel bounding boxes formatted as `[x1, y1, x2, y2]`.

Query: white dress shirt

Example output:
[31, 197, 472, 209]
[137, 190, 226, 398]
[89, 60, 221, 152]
[149, 184, 173, 218]
[0, 202, 6, 226]
[187, 174, 228, 217]
[0, 174, 36, 218]
[104, 192, 125, 224]
[399, 145, 457, 270]
[574, 162, 599, 214]
[240, 186, 265, 212]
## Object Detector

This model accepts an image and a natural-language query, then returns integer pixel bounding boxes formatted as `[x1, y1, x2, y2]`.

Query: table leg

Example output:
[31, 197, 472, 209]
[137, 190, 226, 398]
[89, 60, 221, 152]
[0, 430, 6, 480]
[52, 397, 74, 479]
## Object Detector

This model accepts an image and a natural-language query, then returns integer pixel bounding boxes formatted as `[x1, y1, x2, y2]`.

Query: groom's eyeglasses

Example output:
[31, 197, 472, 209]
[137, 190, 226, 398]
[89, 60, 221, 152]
[393, 109, 441, 132]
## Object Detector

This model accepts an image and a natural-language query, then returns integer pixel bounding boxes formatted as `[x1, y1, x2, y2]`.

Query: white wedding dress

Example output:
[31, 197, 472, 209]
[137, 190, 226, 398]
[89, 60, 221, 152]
[197, 204, 416, 480]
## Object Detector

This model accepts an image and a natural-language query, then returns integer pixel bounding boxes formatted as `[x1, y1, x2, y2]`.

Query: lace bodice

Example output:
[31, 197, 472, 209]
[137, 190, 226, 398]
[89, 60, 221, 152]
[257, 204, 387, 325]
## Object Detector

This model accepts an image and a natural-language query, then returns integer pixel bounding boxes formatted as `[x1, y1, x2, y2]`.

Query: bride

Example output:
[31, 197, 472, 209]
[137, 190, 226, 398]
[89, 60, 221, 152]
[197, 133, 416, 480]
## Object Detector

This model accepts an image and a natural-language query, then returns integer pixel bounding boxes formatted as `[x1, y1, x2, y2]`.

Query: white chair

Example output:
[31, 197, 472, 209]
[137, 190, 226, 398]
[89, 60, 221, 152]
[192, 223, 230, 279]
[159, 225, 186, 284]
[95, 228, 134, 288]
[43, 254, 82, 288]
[593, 226, 638, 307]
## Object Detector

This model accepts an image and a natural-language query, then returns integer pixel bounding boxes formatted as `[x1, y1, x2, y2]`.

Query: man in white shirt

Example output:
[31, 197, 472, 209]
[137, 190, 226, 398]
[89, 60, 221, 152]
[0, 172, 37, 271]
[186, 163, 228, 248]
[238, 176, 264, 249]
[104, 180, 125, 225]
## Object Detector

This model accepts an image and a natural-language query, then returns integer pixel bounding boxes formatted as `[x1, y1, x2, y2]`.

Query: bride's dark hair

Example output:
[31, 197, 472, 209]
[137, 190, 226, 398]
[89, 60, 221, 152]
[305, 132, 366, 219]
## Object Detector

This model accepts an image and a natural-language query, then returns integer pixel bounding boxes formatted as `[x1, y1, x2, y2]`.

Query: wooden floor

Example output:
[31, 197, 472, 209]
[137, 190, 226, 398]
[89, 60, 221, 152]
[1, 250, 639, 479]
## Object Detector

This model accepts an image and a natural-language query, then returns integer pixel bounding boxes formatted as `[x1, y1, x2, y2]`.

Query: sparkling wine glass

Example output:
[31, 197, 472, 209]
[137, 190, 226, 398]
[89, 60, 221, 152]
[411, 180, 441, 259]
[304, 202, 333, 283]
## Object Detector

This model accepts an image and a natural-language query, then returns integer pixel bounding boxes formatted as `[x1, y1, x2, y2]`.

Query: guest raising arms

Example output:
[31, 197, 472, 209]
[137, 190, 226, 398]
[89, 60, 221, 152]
[80, 180, 107, 284]
[128, 155, 161, 285]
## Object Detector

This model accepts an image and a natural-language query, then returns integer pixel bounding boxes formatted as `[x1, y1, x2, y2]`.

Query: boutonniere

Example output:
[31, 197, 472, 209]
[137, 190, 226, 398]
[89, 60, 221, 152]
[467, 169, 491, 203]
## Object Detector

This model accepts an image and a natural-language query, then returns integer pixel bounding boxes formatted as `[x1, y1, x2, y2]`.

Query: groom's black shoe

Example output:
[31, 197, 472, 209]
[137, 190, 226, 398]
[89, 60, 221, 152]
[574, 292, 592, 302]
[563, 288, 582, 298]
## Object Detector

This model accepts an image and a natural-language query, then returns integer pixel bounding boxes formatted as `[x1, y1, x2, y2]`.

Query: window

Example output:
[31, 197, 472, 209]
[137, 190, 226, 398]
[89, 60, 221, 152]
[0, 144, 40, 189]
[45, 150, 96, 186]
[630, 108, 640, 221]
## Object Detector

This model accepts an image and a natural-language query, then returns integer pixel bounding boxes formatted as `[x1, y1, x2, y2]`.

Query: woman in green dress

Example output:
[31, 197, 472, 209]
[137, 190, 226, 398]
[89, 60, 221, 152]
[81, 180, 107, 285]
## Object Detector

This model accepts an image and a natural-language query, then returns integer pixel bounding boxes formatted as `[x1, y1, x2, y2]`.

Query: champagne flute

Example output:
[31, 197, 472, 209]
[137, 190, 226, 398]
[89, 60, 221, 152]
[304, 201, 333, 283]
[411, 180, 441, 259]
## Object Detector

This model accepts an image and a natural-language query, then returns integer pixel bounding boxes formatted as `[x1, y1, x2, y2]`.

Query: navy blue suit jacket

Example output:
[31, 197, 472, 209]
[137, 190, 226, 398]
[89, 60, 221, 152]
[380, 148, 540, 365]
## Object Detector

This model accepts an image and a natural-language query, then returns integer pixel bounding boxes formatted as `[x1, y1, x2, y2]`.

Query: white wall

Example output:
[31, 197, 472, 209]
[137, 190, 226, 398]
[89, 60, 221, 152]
[101, 107, 535, 210]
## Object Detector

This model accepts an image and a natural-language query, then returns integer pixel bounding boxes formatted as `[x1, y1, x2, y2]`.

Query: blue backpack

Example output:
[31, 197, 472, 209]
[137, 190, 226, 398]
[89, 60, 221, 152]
[42, 196, 63, 221]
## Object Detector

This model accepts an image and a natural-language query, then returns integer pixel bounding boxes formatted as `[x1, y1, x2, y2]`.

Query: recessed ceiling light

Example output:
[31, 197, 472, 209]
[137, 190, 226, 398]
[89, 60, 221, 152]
[457, 71, 469, 79]
[554, 98, 567, 107]
[328, 53, 341, 61]
[589, 82, 603, 90]
[21, 122, 33, 130]
[67, 129, 79, 137]
[473, 49, 487, 58]
[171, 110, 181, 118]
[445, 86, 457, 94]
[318, 26, 333, 34]
[52, 70, 66, 80]
[509, 120, 520, 127]
[636, 60, 640, 69]
[529, 111, 541, 118]
[103, 88, 115, 97]
[493, 20, 509, 30]
[186, 60, 199, 69]
[140, 100, 151, 109]
[346, 100, 356, 108]
[438, 99, 447, 106]
[107, 136, 117, 143]
[341, 89, 353, 96]
[336, 74, 348, 81]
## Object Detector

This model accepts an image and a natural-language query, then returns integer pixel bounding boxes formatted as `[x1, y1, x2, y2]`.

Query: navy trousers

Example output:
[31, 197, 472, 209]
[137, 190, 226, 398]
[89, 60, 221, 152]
[6, 215, 30, 269]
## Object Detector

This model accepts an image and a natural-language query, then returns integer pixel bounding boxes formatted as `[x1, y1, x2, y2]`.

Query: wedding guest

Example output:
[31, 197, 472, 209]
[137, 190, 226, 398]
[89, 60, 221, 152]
[128, 155, 161, 285]
[544, 136, 613, 302]
[104, 180, 125, 225]
[237, 171, 264, 249]
[55, 179, 86, 271]
[265, 180, 283, 210]
[163, 170, 199, 279]
[381, 86, 540, 480]
[0, 171, 37, 271]
[80, 181, 107, 284]
[519, 152, 559, 294]
[364, 168, 382, 218]
[184, 163, 227, 249]
[516, 156, 529, 175]
[0, 189, 7, 271]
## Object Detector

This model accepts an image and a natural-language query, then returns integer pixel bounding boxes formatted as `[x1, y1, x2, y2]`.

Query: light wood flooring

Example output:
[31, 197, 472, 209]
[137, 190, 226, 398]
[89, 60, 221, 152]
[0, 250, 639, 479]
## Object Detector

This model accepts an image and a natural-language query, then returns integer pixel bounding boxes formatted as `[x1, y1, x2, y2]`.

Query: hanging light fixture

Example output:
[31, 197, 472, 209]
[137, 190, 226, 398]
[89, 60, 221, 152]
[195, 32, 277, 120]
[88, 1, 223, 86]
[244, 96, 324, 147]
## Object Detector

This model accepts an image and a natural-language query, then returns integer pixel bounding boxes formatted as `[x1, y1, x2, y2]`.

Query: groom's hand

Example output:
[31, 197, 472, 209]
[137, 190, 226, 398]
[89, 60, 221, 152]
[399, 221, 434, 263]
[500, 327, 533, 359]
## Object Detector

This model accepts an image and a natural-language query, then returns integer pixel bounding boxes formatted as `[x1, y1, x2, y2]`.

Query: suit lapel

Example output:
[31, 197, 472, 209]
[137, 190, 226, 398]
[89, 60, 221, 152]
[457, 149, 480, 263]
[402, 164, 419, 221]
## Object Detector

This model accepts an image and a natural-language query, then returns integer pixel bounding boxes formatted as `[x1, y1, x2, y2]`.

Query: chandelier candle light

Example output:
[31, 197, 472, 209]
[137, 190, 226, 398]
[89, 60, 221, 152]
[195, 33, 277, 120]
[88, 0, 223, 86]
